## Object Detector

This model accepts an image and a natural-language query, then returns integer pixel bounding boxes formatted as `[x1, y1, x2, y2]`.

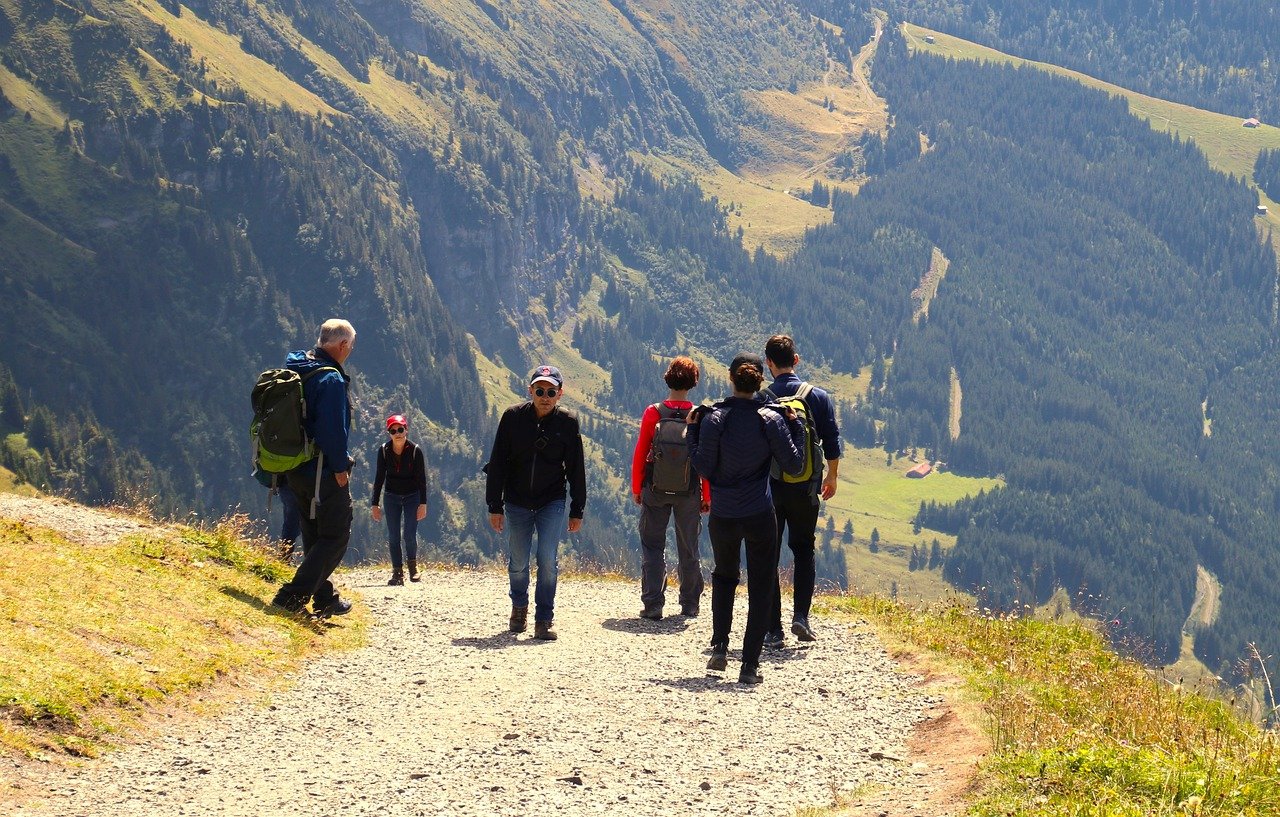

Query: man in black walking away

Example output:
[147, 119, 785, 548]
[271, 319, 358, 618]
[763, 334, 842, 646]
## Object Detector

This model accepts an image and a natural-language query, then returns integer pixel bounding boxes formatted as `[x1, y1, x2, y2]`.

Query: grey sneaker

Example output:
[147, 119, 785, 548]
[509, 605, 528, 633]
[791, 617, 817, 642]
[706, 644, 728, 672]
[763, 630, 786, 649]
[314, 598, 352, 618]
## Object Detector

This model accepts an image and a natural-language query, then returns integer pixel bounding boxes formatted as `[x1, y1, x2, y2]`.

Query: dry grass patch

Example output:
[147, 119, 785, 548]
[0, 515, 364, 758]
[837, 594, 1280, 816]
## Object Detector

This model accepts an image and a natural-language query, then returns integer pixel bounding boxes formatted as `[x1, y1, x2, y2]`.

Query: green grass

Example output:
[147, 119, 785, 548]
[0, 513, 364, 758]
[830, 594, 1279, 816]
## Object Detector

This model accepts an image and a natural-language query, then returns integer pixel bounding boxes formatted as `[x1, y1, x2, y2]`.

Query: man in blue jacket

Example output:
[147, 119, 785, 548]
[763, 334, 843, 646]
[271, 319, 357, 617]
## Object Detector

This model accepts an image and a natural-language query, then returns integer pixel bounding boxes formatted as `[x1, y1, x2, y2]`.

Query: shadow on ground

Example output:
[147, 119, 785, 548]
[601, 616, 693, 636]
[451, 631, 549, 650]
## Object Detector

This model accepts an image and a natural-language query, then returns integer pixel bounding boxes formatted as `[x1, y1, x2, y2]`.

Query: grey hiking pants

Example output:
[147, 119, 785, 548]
[638, 485, 704, 611]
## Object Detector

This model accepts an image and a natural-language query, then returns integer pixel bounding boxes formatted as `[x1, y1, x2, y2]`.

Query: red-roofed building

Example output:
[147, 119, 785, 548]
[906, 462, 933, 479]
[1244, 117, 1262, 128]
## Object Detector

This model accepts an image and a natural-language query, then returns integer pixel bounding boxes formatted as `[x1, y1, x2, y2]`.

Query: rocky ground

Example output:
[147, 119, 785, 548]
[2, 495, 980, 816]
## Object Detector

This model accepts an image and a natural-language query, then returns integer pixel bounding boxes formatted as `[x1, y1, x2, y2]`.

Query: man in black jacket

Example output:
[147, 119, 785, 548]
[485, 365, 587, 641]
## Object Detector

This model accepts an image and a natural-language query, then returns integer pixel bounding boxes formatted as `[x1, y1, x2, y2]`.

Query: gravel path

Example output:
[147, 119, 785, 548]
[9, 562, 950, 816]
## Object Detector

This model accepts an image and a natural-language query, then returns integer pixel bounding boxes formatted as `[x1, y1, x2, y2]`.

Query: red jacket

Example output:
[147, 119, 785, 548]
[630, 400, 711, 503]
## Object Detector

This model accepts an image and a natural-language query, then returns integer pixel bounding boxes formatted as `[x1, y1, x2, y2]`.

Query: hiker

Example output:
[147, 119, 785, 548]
[371, 413, 429, 586]
[762, 334, 843, 647]
[277, 481, 301, 560]
[485, 364, 586, 641]
[270, 319, 357, 618]
[630, 356, 710, 620]
[688, 353, 805, 684]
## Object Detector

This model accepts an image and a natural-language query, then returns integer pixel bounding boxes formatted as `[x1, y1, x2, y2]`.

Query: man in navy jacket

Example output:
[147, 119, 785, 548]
[763, 334, 843, 645]
[272, 319, 357, 617]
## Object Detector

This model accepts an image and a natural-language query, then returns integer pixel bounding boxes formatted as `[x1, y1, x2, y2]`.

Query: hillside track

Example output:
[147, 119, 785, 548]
[5, 549, 976, 816]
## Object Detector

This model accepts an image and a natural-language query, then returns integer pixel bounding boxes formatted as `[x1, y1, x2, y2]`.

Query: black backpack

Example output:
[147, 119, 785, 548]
[648, 404, 695, 496]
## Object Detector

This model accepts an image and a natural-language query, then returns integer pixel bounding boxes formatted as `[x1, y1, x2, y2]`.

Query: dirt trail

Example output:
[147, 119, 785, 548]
[4, 494, 979, 816]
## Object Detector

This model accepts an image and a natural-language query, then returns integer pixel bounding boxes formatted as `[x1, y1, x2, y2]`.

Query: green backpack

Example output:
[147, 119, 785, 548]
[762, 382, 824, 485]
[250, 366, 335, 475]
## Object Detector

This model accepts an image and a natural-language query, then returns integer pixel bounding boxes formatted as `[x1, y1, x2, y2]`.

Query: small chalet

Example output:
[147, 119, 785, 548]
[1243, 117, 1262, 128]
[906, 462, 933, 479]
[1258, 205, 1270, 216]
[924, 35, 936, 44]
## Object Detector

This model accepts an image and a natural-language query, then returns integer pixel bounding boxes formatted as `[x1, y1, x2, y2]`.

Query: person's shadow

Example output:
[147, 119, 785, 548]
[451, 631, 545, 650]
[600, 616, 692, 636]
[222, 587, 331, 631]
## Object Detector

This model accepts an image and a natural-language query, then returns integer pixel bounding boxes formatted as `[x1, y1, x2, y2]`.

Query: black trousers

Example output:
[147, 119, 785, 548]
[771, 488, 819, 631]
[709, 511, 779, 672]
[275, 470, 352, 609]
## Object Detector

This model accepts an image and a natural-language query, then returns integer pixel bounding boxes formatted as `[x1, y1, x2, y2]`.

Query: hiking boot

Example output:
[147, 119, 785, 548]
[639, 604, 663, 621]
[680, 604, 700, 618]
[706, 644, 728, 672]
[763, 630, 786, 650]
[738, 666, 764, 685]
[533, 620, 558, 641]
[270, 592, 307, 614]
[314, 598, 352, 618]
[388, 571, 405, 586]
[408, 559, 420, 582]
[509, 605, 528, 633]
[791, 617, 817, 642]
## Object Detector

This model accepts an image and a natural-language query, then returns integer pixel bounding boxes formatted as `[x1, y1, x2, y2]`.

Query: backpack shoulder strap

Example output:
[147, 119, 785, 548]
[761, 386, 777, 402]
[299, 365, 338, 384]
[794, 382, 814, 402]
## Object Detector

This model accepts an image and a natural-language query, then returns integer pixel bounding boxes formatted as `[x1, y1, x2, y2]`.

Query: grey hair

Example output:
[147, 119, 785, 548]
[317, 318, 356, 348]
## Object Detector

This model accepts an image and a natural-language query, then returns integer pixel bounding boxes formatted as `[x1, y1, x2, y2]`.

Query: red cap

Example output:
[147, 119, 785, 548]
[386, 414, 408, 430]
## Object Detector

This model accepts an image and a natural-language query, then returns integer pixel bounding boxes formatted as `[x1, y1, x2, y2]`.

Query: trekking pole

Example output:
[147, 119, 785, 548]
[310, 451, 324, 520]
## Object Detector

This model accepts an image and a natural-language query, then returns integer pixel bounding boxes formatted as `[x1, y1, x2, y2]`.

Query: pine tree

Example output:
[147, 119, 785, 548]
[869, 527, 880, 553]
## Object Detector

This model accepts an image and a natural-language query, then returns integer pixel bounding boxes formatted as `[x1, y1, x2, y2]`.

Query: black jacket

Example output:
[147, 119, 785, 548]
[485, 403, 587, 518]
[371, 440, 428, 506]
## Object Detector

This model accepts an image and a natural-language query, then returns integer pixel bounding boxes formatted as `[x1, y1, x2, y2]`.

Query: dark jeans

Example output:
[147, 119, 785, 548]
[709, 511, 779, 672]
[638, 486, 704, 611]
[275, 470, 352, 610]
[382, 490, 419, 572]
[771, 488, 819, 631]
[277, 482, 301, 545]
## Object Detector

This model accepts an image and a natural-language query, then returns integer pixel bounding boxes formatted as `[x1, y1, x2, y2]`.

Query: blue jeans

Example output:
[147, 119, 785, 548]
[506, 500, 565, 622]
[383, 491, 419, 572]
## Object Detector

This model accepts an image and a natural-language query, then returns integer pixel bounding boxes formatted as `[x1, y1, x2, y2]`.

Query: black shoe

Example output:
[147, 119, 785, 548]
[763, 630, 786, 649]
[706, 644, 728, 672]
[639, 605, 663, 621]
[270, 594, 306, 614]
[738, 666, 764, 685]
[388, 572, 404, 586]
[314, 598, 352, 618]
[680, 604, 700, 617]
[791, 617, 817, 642]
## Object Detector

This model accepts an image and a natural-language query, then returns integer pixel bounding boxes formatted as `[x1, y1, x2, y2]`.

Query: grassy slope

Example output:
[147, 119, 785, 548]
[0, 510, 364, 758]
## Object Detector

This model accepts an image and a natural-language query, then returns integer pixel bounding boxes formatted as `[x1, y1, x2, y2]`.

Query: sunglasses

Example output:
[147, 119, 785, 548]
[533, 387, 559, 398]
[387, 426, 406, 435]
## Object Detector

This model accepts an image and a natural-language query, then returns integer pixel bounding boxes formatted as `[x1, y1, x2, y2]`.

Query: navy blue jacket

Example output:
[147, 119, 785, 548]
[765, 373, 842, 462]
[286, 347, 353, 476]
[688, 396, 805, 518]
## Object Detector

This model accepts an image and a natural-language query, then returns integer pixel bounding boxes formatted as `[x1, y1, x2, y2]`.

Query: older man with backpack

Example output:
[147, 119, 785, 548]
[630, 356, 710, 620]
[262, 319, 358, 617]
[762, 334, 842, 646]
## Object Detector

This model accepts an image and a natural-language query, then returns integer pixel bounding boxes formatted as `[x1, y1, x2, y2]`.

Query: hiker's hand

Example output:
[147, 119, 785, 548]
[821, 472, 838, 500]
[782, 406, 797, 422]
[416, 504, 427, 521]
[489, 513, 504, 533]
[371, 506, 382, 522]
[633, 493, 642, 505]
[335, 471, 349, 488]
[568, 517, 583, 533]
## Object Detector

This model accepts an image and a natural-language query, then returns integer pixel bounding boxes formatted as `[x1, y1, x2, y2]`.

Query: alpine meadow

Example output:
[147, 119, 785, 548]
[4, 0, 1280, 699]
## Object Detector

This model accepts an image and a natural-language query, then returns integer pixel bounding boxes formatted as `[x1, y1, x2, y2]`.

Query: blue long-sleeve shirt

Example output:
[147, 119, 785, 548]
[765, 373, 843, 462]
[688, 396, 805, 518]
[285, 347, 353, 476]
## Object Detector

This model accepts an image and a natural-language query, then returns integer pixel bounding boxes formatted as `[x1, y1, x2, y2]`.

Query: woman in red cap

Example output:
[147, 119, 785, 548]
[371, 413, 429, 585]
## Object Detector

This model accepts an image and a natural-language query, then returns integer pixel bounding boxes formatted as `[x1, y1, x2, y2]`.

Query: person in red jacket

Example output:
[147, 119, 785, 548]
[630, 356, 711, 620]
